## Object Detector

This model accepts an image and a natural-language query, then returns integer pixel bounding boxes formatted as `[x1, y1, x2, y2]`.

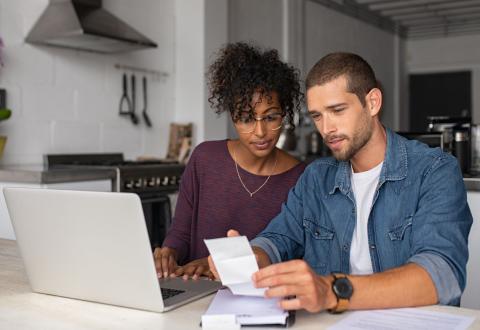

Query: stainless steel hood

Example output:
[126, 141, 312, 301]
[26, 0, 157, 54]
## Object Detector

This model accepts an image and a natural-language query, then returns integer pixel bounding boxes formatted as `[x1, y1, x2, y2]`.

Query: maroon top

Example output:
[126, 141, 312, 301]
[162, 140, 306, 265]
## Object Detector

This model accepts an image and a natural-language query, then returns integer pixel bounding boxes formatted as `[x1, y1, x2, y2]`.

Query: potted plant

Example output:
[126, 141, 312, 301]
[0, 36, 11, 158]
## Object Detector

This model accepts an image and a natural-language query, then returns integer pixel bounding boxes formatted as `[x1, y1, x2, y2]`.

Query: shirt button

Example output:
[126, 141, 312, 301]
[314, 230, 320, 237]
[343, 244, 349, 251]
[370, 244, 376, 249]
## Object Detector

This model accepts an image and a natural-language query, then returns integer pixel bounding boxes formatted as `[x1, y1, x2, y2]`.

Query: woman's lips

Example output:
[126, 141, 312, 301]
[252, 140, 271, 150]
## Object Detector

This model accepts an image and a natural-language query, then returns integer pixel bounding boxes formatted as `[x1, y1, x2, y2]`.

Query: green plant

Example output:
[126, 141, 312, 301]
[0, 36, 11, 123]
[0, 108, 11, 121]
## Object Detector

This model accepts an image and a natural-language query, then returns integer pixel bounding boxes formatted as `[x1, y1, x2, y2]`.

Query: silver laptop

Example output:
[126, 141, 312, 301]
[3, 187, 221, 312]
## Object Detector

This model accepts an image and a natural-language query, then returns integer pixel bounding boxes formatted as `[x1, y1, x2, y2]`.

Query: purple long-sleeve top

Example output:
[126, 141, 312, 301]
[162, 140, 306, 265]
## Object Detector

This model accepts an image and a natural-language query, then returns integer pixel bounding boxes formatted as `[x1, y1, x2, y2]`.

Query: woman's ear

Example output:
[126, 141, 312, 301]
[366, 88, 382, 117]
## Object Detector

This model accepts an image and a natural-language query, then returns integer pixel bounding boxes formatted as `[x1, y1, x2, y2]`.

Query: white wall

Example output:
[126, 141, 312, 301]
[226, 0, 303, 139]
[406, 34, 480, 124]
[304, 0, 401, 130]
[0, 0, 177, 164]
[204, 0, 229, 141]
[174, 0, 229, 145]
[228, 0, 284, 53]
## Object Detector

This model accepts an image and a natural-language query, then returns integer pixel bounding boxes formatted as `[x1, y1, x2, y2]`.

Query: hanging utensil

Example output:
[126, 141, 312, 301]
[142, 76, 152, 127]
[130, 74, 139, 125]
[119, 73, 132, 117]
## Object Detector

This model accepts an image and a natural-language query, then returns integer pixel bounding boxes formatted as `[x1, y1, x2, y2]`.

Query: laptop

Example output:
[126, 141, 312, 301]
[3, 187, 221, 312]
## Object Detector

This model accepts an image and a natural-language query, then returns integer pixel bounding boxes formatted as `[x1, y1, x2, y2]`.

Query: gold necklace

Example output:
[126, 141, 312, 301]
[232, 145, 278, 197]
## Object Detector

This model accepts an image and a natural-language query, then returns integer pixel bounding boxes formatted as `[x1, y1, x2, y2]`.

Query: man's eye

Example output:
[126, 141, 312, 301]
[311, 113, 321, 120]
[334, 108, 346, 113]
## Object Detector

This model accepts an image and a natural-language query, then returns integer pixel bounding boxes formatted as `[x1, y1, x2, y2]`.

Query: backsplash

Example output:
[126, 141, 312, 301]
[0, 0, 176, 165]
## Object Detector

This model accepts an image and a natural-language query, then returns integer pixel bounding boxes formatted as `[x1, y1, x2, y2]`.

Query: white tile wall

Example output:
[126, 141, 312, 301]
[1, 119, 52, 158]
[52, 121, 102, 153]
[0, 0, 176, 165]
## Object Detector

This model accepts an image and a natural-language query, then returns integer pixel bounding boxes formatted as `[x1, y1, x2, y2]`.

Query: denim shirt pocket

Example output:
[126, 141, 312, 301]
[302, 218, 335, 274]
[387, 216, 413, 264]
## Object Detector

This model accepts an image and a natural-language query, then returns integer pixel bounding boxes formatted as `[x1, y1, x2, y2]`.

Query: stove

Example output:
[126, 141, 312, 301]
[45, 153, 185, 193]
[45, 153, 186, 248]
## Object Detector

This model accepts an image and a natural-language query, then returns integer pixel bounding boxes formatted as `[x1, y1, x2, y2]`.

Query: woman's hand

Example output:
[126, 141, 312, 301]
[175, 257, 214, 280]
[153, 247, 179, 278]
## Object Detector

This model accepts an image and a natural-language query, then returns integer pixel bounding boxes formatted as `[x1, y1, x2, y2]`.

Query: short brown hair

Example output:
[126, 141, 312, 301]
[305, 52, 377, 106]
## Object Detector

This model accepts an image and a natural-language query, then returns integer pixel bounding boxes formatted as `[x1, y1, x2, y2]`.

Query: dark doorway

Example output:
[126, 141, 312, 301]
[409, 71, 471, 131]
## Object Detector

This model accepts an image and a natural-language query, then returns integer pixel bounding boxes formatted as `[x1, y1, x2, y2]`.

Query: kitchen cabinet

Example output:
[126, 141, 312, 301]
[462, 191, 480, 309]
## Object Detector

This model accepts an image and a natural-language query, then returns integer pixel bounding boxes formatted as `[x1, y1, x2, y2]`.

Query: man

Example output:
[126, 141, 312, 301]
[209, 52, 472, 313]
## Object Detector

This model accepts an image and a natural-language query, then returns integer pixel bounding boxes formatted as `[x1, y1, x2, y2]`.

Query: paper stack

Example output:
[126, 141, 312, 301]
[203, 236, 291, 328]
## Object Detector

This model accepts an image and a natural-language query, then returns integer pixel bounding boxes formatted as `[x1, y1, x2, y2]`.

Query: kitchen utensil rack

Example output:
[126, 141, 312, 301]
[114, 64, 168, 81]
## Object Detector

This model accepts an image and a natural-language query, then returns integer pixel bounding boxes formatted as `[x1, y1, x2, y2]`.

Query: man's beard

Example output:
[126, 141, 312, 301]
[327, 110, 373, 162]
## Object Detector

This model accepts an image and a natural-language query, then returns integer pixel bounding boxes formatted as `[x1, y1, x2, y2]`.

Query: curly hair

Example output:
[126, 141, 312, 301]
[207, 42, 302, 128]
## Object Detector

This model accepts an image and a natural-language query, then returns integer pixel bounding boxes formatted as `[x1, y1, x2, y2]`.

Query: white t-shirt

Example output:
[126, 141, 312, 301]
[349, 161, 383, 275]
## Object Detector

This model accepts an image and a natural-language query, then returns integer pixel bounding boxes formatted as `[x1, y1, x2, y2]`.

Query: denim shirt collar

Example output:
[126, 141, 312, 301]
[330, 127, 408, 195]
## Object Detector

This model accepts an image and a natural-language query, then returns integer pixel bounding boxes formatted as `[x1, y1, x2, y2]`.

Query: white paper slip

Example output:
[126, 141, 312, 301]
[204, 236, 265, 296]
[203, 288, 289, 326]
[327, 308, 475, 330]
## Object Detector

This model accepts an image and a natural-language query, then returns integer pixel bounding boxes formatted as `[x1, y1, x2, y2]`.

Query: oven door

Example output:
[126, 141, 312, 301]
[138, 193, 171, 250]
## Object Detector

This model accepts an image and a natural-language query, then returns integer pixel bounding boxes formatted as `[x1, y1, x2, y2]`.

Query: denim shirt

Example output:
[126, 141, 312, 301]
[251, 128, 472, 305]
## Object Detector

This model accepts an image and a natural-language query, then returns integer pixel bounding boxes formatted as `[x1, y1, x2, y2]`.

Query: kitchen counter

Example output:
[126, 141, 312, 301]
[1, 164, 480, 190]
[0, 165, 116, 184]
[463, 174, 480, 191]
[0, 166, 114, 240]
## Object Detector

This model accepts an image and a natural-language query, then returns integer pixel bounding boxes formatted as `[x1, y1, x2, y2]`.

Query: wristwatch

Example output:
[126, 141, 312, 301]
[329, 273, 353, 314]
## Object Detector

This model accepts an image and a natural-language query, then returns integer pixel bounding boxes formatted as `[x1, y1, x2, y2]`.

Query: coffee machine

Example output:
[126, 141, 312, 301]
[427, 116, 471, 173]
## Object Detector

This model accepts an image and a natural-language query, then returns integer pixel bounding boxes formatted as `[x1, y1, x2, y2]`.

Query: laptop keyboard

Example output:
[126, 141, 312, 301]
[161, 287, 185, 300]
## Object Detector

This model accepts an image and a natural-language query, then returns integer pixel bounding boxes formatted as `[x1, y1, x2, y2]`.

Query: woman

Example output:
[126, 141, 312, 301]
[154, 42, 306, 279]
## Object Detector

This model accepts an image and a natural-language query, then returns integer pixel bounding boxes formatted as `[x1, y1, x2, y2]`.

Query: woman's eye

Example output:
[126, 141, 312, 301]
[265, 114, 280, 122]
[311, 113, 321, 120]
[239, 116, 253, 123]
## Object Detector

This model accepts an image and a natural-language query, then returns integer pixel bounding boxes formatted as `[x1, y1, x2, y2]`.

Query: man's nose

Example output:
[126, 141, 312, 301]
[322, 116, 336, 135]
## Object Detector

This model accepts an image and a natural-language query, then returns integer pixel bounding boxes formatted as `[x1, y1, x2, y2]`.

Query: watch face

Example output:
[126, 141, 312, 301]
[333, 277, 353, 299]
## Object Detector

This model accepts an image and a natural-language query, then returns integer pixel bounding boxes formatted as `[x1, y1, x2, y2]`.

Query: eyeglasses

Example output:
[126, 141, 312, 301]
[235, 113, 284, 134]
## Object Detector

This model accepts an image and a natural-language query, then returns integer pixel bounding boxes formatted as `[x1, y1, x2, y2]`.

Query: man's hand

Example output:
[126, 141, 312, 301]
[252, 260, 336, 313]
[174, 257, 214, 280]
[153, 247, 179, 278]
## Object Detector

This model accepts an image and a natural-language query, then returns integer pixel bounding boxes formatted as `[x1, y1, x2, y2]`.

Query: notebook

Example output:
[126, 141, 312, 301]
[3, 187, 221, 312]
[203, 288, 294, 327]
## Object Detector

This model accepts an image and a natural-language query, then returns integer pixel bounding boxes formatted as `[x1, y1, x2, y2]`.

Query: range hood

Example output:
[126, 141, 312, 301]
[26, 0, 157, 54]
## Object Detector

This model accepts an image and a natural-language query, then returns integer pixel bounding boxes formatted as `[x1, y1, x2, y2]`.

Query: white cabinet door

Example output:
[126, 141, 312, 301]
[462, 191, 480, 309]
